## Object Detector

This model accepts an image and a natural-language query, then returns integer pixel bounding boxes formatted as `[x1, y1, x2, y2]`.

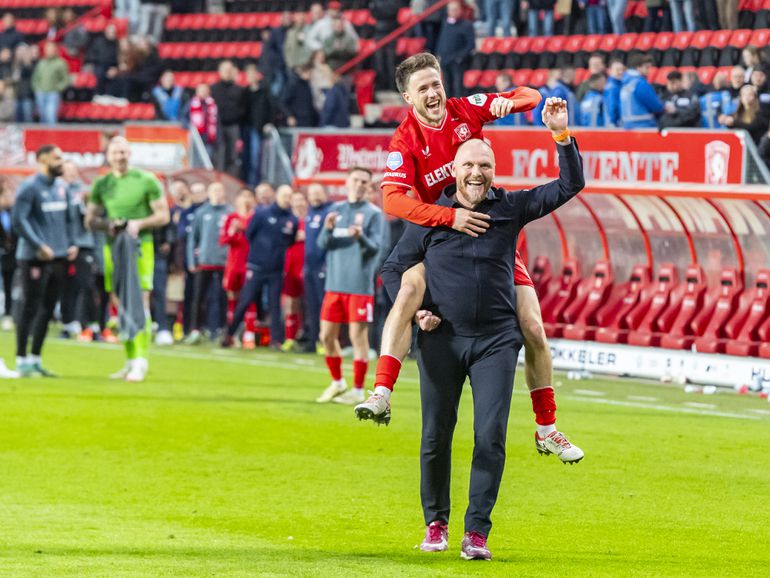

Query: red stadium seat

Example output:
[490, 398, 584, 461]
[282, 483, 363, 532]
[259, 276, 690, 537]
[513, 68, 532, 87]
[531, 255, 553, 302]
[697, 66, 717, 86]
[478, 70, 498, 89]
[566, 264, 651, 342]
[633, 32, 656, 55]
[529, 69, 549, 88]
[627, 264, 681, 347]
[463, 70, 482, 90]
[749, 28, 770, 46]
[653, 66, 675, 86]
[560, 261, 614, 340]
[692, 269, 744, 353]
[541, 259, 581, 337]
[660, 265, 709, 350]
[725, 270, 770, 356]
[560, 34, 585, 67]
[616, 33, 638, 55]
[596, 265, 657, 345]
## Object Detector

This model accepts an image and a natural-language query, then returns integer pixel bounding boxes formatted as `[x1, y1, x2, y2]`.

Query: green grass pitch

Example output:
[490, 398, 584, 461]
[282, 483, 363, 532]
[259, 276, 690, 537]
[0, 333, 768, 576]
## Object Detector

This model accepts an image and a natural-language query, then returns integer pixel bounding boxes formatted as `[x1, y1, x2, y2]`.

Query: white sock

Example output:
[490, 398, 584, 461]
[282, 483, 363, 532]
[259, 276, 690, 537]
[16, 355, 27, 368]
[374, 385, 392, 400]
[537, 424, 557, 437]
[333, 378, 346, 388]
[28, 354, 41, 365]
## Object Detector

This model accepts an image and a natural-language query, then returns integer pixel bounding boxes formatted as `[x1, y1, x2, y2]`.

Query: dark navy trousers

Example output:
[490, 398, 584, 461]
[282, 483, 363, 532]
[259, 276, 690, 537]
[228, 268, 283, 344]
[417, 327, 522, 537]
[303, 266, 325, 346]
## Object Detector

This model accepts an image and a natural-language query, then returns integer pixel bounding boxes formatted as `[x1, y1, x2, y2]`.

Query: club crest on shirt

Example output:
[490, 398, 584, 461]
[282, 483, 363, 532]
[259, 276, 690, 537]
[454, 123, 471, 142]
[467, 94, 487, 107]
[386, 151, 403, 170]
[354, 213, 364, 226]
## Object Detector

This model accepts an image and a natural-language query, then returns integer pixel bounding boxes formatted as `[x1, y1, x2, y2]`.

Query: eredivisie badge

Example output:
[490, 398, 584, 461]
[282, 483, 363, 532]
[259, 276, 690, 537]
[467, 94, 487, 107]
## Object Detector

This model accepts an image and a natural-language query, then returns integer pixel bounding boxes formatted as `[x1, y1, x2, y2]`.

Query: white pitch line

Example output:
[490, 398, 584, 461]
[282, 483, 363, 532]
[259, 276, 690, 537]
[684, 402, 717, 409]
[747, 409, 770, 416]
[573, 389, 606, 397]
[628, 396, 659, 402]
[564, 395, 759, 421]
[50, 340, 765, 421]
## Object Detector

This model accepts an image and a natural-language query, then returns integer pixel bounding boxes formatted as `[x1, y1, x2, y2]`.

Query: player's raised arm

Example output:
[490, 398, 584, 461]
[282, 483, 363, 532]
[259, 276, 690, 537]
[461, 87, 543, 122]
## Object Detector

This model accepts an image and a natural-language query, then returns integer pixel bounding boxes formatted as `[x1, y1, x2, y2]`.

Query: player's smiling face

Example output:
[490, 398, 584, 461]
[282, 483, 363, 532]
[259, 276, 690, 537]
[403, 67, 446, 127]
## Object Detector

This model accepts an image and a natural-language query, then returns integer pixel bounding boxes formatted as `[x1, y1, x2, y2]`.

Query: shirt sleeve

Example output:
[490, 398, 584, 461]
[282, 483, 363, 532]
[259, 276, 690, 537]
[144, 171, 163, 202]
[504, 140, 586, 229]
[358, 208, 384, 260]
[456, 88, 543, 125]
[89, 177, 103, 205]
[382, 184, 455, 228]
[12, 183, 45, 251]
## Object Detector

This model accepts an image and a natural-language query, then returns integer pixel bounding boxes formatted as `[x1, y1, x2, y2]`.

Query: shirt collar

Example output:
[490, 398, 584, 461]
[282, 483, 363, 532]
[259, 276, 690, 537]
[438, 183, 502, 209]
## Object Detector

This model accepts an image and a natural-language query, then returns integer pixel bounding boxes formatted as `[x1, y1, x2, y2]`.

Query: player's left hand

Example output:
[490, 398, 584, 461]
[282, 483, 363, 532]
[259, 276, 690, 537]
[126, 220, 141, 238]
[348, 225, 362, 239]
[489, 96, 515, 118]
[541, 97, 569, 134]
[416, 310, 442, 332]
[66, 246, 79, 262]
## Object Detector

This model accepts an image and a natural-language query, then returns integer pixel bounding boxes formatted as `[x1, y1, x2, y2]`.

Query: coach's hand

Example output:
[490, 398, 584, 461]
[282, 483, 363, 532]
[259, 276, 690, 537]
[348, 225, 362, 239]
[542, 96, 569, 135]
[324, 212, 338, 230]
[452, 207, 490, 237]
[36, 245, 54, 261]
[415, 309, 441, 332]
[490, 96, 515, 118]
[66, 246, 79, 262]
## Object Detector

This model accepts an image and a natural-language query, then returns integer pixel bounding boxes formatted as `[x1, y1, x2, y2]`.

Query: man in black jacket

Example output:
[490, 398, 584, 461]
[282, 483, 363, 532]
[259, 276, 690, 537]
[211, 60, 246, 177]
[381, 98, 584, 560]
[242, 64, 274, 186]
[282, 65, 318, 128]
[659, 70, 701, 129]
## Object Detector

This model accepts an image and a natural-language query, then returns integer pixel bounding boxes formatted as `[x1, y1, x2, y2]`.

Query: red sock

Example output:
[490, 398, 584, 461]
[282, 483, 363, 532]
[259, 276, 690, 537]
[353, 358, 368, 390]
[227, 299, 236, 325]
[325, 356, 343, 381]
[285, 313, 300, 340]
[530, 387, 557, 426]
[374, 355, 402, 391]
[245, 305, 257, 333]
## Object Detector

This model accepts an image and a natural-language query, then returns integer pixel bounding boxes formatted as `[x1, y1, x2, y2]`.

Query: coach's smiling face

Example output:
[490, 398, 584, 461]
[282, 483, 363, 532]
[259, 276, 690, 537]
[403, 67, 447, 127]
[452, 139, 495, 209]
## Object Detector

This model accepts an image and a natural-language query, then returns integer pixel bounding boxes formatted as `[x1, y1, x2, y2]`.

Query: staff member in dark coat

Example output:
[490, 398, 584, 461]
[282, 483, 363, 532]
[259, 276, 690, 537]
[211, 60, 246, 177]
[658, 70, 701, 129]
[435, 0, 475, 98]
[12, 145, 78, 378]
[381, 98, 584, 561]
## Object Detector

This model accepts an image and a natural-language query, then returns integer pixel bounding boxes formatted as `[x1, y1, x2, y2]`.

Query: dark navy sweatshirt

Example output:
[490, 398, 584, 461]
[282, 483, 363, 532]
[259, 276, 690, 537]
[382, 140, 584, 337]
[245, 202, 299, 273]
[304, 200, 332, 272]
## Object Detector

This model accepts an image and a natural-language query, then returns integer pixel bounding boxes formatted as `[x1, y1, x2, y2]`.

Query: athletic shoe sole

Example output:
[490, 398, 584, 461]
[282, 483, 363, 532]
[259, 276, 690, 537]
[355, 406, 391, 426]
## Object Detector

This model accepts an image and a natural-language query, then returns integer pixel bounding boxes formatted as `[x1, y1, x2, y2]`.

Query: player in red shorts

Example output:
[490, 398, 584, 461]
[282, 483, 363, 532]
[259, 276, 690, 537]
[354, 53, 580, 459]
[315, 168, 385, 406]
[220, 188, 258, 348]
[280, 190, 308, 352]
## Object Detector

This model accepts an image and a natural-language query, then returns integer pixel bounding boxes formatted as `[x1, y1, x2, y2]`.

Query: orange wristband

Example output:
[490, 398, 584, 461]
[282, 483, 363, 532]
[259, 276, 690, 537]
[553, 128, 571, 142]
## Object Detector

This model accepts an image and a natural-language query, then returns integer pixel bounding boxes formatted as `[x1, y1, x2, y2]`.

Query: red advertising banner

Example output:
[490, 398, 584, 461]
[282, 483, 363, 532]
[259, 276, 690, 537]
[0, 124, 190, 170]
[292, 129, 745, 186]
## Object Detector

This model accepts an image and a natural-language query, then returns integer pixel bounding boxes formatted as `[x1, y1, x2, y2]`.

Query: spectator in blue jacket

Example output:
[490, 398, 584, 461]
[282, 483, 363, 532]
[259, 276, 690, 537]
[620, 54, 670, 129]
[604, 59, 625, 126]
[578, 73, 608, 127]
[493, 72, 531, 126]
[435, 1, 475, 98]
[700, 72, 736, 128]
[319, 75, 351, 128]
[152, 70, 185, 121]
[534, 68, 576, 126]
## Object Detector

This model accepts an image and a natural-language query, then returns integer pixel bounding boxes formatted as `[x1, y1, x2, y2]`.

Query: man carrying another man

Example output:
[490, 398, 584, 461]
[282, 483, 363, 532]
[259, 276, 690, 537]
[381, 97, 584, 560]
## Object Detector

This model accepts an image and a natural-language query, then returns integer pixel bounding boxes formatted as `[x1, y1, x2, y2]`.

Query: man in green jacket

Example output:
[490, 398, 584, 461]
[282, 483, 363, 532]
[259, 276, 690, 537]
[31, 41, 70, 124]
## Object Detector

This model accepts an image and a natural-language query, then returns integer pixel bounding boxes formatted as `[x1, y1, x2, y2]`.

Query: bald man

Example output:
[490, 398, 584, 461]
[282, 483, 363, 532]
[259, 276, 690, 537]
[380, 98, 585, 560]
[86, 136, 170, 382]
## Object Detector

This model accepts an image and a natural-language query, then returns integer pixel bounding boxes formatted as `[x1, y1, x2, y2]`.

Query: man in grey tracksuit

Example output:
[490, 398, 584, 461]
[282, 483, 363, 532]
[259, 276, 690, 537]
[12, 145, 78, 377]
[380, 98, 584, 560]
[185, 182, 231, 343]
[315, 167, 385, 406]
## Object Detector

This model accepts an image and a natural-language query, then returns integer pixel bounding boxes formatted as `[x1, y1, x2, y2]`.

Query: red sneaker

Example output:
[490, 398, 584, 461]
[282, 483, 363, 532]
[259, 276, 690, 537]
[461, 531, 491, 560]
[420, 520, 448, 552]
